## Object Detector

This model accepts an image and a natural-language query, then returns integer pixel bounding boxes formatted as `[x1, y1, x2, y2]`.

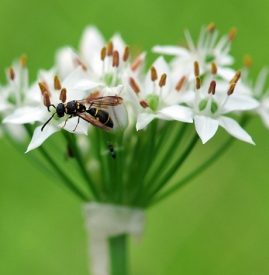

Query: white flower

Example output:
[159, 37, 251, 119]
[152, 23, 236, 81]
[246, 67, 269, 128]
[186, 76, 259, 144]
[123, 56, 193, 130]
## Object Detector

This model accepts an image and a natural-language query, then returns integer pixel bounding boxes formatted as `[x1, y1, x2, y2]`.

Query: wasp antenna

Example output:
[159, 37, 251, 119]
[41, 112, 56, 131]
[47, 104, 56, 112]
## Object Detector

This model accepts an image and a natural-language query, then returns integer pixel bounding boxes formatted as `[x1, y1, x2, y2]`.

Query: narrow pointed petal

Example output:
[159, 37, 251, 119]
[58, 117, 88, 135]
[218, 116, 255, 145]
[136, 113, 157, 130]
[257, 107, 269, 129]
[221, 94, 259, 114]
[26, 125, 59, 153]
[157, 105, 193, 123]
[152, 45, 190, 56]
[3, 106, 47, 124]
[194, 115, 219, 144]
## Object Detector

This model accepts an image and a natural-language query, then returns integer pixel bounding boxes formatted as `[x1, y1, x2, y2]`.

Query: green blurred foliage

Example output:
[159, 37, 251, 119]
[1, 0, 269, 274]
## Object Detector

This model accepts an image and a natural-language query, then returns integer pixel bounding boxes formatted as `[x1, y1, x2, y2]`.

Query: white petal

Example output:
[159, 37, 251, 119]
[257, 107, 269, 129]
[218, 116, 255, 145]
[26, 125, 59, 153]
[157, 105, 193, 123]
[55, 47, 78, 79]
[3, 106, 47, 124]
[136, 113, 157, 130]
[108, 105, 129, 130]
[222, 94, 259, 114]
[152, 45, 190, 56]
[194, 115, 219, 144]
[72, 78, 105, 91]
[102, 85, 124, 96]
[217, 67, 236, 81]
[58, 117, 88, 135]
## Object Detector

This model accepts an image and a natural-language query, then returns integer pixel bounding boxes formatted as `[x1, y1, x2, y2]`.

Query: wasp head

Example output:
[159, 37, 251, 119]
[56, 103, 65, 117]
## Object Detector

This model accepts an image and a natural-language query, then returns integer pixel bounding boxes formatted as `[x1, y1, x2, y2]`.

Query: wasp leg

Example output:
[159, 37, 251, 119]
[62, 115, 72, 129]
[73, 117, 80, 132]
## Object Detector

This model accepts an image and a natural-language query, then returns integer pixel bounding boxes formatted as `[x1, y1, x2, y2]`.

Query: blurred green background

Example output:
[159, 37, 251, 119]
[1, 0, 269, 274]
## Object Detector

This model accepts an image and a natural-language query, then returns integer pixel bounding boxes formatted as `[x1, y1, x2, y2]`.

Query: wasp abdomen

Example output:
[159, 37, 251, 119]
[87, 108, 113, 128]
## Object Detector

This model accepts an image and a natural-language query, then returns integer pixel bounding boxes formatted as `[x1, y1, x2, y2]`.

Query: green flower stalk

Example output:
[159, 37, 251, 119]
[0, 24, 265, 275]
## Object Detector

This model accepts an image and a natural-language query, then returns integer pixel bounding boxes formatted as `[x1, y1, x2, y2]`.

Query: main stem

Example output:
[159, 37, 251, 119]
[109, 234, 129, 275]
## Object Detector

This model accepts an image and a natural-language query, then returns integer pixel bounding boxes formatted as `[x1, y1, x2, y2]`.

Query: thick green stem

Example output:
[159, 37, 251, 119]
[109, 234, 129, 275]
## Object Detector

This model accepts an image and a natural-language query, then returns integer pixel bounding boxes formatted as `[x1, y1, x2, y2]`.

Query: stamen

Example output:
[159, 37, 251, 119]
[107, 41, 113, 56]
[175, 76, 186, 91]
[207, 22, 215, 33]
[75, 57, 87, 71]
[20, 54, 27, 67]
[54, 75, 61, 90]
[123, 46, 130, 62]
[129, 77, 140, 94]
[244, 55, 252, 68]
[159, 74, 167, 87]
[150, 66, 158, 81]
[140, 99, 150, 108]
[38, 82, 49, 95]
[194, 61, 200, 77]
[208, 80, 216, 94]
[43, 91, 51, 107]
[211, 62, 217, 75]
[228, 27, 237, 41]
[59, 88, 67, 103]
[227, 83, 236, 95]
[131, 57, 143, 71]
[196, 76, 201, 89]
[9, 67, 15, 80]
[230, 70, 241, 84]
[101, 47, 107, 61]
[112, 50, 119, 67]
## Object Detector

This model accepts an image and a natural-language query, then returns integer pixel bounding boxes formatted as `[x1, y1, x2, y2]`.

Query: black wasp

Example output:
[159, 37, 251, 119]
[41, 95, 123, 132]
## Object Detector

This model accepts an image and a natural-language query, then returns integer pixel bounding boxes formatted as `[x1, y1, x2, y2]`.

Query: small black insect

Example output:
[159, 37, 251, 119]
[108, 143, 116, 159]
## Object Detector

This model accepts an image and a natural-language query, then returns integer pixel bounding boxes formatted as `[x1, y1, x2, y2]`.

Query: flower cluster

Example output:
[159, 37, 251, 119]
[1, 23, 268, 207]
